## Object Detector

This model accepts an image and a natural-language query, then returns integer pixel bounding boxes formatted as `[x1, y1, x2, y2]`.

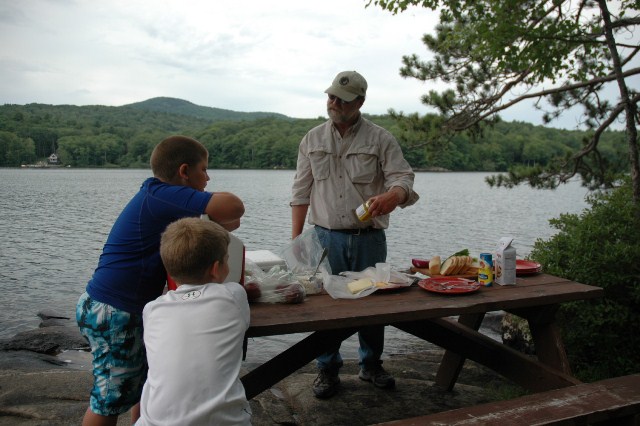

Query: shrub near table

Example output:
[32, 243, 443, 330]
[530, 178, 640, 382]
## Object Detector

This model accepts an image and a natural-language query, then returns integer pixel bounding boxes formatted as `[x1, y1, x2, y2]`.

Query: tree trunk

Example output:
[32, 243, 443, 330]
[598, 0, 640, 207]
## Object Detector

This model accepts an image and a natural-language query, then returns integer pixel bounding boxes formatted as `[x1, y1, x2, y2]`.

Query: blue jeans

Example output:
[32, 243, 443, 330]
[314, 225, 387, 372]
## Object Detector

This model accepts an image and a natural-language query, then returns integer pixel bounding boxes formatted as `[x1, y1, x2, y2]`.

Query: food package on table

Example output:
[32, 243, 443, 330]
[323, 264, 412, 299]
[495, 237, 516, 285]
[278, 227, 331, 295]
[411, 250, 479, 277]
[243, 259, 306, 304]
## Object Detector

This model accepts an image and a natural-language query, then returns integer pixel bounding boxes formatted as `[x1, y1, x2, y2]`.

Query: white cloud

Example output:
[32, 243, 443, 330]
[0, 0, 635, 130]
[0, 0, 439, 115]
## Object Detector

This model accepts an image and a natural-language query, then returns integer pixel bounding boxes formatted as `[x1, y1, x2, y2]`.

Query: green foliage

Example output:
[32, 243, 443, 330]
[0, 100, 627, 171]
[195, 118, 323, 169]
[0, 131, 35, 165]
[368, 0, 640, 195]
[0, 102, 215, 167]
[530, 178, 640, 381]
[398, 117, 625, 173]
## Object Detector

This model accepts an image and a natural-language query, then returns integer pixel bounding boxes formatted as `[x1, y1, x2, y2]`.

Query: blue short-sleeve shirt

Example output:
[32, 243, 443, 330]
[86, 178, 212, 313]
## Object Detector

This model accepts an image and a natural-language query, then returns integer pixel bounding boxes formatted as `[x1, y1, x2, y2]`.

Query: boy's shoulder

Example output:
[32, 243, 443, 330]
[144, 177, 179, 189]
[142, 177, 210, 197]
[150, 282, 244, 303]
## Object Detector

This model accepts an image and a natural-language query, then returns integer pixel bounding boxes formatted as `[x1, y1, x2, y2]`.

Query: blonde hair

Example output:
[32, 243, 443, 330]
[160, 218, 230, 284]
[150, 135, 208, 181]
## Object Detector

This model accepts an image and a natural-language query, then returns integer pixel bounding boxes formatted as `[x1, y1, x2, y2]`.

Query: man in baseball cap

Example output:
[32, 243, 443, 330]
[291, 70, 420, 399]
[324, 70, 368, 102]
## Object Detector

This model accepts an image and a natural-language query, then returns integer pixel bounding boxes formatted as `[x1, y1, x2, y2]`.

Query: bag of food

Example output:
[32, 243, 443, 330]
[243, 260, 306, 304]
[278, 227, 331, 295]
[323, 264, 412, 299]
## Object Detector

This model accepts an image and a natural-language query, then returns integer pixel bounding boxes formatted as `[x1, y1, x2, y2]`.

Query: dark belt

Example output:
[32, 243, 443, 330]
[317, 226, 380, 235]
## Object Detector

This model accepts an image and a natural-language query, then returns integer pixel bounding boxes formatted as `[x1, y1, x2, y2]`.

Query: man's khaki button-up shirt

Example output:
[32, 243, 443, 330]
[291, 116, 419, 230]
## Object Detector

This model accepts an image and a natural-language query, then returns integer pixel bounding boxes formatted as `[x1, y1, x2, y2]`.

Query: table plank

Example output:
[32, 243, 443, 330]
[375, 374, 640, 425]
[247, 274, 603, 337]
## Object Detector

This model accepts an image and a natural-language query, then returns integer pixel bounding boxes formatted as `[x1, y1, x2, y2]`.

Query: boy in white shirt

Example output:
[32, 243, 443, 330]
[136, 217, 251, 426]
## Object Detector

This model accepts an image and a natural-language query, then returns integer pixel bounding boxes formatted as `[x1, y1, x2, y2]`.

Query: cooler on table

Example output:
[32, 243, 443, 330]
[245, 249, 286, 271]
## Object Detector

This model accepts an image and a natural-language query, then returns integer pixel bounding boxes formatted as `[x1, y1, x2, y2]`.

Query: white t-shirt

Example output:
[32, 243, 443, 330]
[137, 282, 251, 426]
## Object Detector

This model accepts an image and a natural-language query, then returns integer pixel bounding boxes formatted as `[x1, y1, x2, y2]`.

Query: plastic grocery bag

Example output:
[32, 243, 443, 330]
[243, 260, 306, 304]
[278, 227, 331, 295]
[324, 265, 413, 299]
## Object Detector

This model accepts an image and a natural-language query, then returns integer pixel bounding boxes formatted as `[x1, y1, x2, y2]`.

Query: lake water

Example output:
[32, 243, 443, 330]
[0, 168, 590, 362]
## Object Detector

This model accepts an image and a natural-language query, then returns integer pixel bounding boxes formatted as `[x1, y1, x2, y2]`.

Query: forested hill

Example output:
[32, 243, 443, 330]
[125, 97, 292, 121]
[0, 98, 626, 172]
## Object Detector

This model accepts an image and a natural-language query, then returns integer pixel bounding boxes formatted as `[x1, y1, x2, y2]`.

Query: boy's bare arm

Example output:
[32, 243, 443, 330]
[218, 218, 241, 232]
[205, 192, 245, 230]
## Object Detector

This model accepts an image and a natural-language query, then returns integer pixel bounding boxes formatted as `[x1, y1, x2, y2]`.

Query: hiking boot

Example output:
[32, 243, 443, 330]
[359, 366, 396, 389]
[312, 369, 340, 399]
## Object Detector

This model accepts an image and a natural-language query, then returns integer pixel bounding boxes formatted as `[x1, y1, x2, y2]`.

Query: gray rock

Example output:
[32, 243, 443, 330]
[0, 317, 519, 425]
[0, 326, 88, 355]
[37, 310, 71, 320]
[0, 368, 91, 426]
[0, 349, 517, 426]
[39, 318, 74, 328]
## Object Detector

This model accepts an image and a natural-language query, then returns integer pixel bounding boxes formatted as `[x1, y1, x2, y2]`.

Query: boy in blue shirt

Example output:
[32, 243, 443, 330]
[76, 135, 245, 426]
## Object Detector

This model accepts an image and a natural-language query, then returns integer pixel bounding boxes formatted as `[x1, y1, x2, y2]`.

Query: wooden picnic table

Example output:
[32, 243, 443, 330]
[241, 273, 603, 400]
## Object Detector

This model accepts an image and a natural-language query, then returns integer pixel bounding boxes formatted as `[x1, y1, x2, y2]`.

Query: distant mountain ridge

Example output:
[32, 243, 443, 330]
[124, 97, 292, 121]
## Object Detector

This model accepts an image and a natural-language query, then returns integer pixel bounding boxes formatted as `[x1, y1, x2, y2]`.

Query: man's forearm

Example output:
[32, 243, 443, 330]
[389, 186, 407, 205]
[291, 204, 309, 239]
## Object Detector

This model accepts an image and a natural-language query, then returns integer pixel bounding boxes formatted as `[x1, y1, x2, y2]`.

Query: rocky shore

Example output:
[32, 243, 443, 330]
[0, 312, 521, 425]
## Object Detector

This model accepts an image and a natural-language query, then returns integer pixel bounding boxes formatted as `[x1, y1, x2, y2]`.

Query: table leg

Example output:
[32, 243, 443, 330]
[395, 317, 580, 392]
[434, 313, 485, 390]
[508, 305, 572, 374]
[241, 327, 357, 400]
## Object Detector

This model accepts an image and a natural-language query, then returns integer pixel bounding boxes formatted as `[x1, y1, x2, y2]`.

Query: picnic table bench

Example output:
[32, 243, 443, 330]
[373, 373, 640, 425]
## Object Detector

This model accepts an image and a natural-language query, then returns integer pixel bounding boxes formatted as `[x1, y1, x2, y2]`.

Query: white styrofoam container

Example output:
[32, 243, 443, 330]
[245, 250, 286, 271]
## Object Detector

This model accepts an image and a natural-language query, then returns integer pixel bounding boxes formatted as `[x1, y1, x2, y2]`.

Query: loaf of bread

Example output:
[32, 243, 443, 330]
[347, 278, 373, 294]
[440, 256, 457, 275]
[429, 256, 441, 275]
[440, 255, 474, 275]
[460, 255, 473, 274]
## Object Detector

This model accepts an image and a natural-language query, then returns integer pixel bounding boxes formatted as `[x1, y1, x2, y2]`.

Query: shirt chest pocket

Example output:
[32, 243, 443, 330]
[309, 149, 331, 181]
[345, 151, 379, 184]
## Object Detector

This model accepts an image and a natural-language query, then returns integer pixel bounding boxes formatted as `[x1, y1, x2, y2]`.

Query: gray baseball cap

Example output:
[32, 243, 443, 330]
[325, 71, 367, 102]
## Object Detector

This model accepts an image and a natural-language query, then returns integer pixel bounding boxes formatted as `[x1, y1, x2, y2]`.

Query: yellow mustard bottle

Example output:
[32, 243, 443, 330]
[356, 200, 372, 222]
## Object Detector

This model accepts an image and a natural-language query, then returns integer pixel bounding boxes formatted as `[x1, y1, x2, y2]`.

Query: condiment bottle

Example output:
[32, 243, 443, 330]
[478, 253, 494, 286]
[355, 200, 372, 222]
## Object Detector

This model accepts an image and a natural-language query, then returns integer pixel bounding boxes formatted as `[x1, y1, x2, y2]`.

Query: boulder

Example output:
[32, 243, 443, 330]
[0, 326, 88, 355]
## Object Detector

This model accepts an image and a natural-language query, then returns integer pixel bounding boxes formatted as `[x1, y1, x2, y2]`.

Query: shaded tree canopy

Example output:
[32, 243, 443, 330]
[368, 0, 639, 202]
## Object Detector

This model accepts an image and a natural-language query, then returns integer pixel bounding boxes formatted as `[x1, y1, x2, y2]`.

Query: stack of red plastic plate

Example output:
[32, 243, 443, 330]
[516, 259, 542, 276]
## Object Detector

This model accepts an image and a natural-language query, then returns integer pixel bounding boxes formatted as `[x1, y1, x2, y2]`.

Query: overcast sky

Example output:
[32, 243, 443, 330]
[1, 0, 635, 130]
